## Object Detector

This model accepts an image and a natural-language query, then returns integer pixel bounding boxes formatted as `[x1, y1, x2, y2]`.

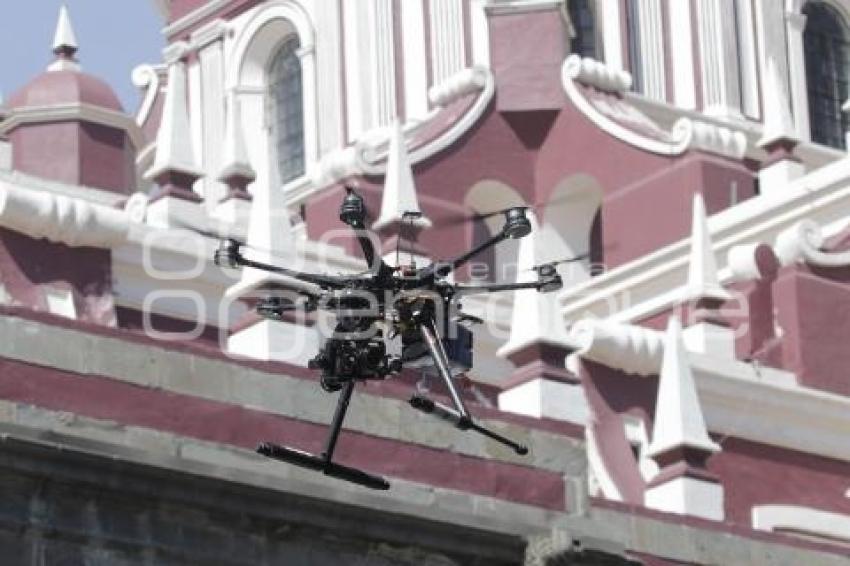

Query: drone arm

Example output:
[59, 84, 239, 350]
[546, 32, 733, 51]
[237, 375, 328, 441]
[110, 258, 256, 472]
[453, 280, 549, 296]
[423, 231, 508, 280]
[235, 256, 348, 291]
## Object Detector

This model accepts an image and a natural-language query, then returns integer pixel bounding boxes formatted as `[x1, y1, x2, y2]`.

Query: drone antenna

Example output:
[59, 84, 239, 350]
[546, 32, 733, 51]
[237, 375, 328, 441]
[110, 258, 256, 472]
[401, 211, 423, 271]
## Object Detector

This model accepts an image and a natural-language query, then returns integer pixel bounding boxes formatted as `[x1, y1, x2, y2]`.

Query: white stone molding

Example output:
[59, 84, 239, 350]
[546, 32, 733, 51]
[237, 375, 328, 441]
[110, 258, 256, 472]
[131, 64, 166, 128]
[562, 56, 743, 159]
[644, 475, 724, 521]
[373, 121, 431, 231]
[684, 119, 748, 160]
[752, 505, 850, 542]
[774, 218, 850, 268]
[567, 319, 664, 377]
[482, 0, 563, 15]
[428, 66, 489, 106]
[727, 243, 766, 282]
[647, 317, 721, 458]
[682, 193, 732, 303]
[145, 61, 203, 180]
[564, 55, 633, 93]
[162, 41, 191, 65]
[0, 104, 145, 155]
[313, 66, 495, 187]
[0, 182, 132, 248]
[190, 18, 227, 49]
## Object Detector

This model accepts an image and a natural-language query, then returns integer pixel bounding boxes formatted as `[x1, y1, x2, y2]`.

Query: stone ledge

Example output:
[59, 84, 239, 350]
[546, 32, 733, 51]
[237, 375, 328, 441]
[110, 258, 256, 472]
[0, 309, 584, 474]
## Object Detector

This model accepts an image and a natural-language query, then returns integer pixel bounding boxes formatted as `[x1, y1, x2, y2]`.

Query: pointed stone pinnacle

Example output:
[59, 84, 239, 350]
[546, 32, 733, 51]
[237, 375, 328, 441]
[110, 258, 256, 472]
[374, 121, 431, 230]
[683, 193, 732, 303]
[647, 316, 721, 457]
[53, 5, 78, 53]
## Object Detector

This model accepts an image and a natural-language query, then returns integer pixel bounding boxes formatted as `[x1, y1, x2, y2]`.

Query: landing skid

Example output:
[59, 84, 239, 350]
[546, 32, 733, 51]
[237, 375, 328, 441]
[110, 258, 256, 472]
[256, 319, 527, 490]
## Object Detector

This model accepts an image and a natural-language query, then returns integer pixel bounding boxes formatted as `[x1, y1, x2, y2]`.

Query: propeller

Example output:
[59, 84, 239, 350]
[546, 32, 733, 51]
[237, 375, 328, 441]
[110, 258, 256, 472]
[431, 192, 585, 228]
[527, 252, 590, 274]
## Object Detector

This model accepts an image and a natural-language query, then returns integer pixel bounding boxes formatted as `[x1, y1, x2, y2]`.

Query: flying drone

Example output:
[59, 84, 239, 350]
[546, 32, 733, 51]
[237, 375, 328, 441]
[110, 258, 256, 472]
[211, 187, 583, 490]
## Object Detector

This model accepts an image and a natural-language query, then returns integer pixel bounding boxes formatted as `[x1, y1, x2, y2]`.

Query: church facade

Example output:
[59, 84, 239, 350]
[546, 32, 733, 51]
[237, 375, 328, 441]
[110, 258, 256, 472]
[0, 1, 849, 563]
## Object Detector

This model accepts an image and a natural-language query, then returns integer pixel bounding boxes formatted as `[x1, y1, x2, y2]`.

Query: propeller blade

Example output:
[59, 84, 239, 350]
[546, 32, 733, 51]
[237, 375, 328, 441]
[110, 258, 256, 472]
[526, 252, 591, 272]
[430, 192, 585, 228]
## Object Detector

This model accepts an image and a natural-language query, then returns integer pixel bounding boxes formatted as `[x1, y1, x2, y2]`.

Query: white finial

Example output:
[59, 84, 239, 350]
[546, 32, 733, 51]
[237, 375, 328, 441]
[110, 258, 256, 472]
[145, 61, 202, 181]
[373, 122, 431, 230]
[647, 316, 720, 458]
[217, 94, 256, 185]
[758, 57, 796, 148]
[49, 5, 80, 72]
[682, 193, 732, 303]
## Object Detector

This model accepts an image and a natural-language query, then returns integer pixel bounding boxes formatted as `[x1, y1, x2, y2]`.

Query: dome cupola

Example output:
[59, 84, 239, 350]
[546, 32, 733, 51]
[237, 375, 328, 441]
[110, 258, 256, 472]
[0, 6, 141, 194]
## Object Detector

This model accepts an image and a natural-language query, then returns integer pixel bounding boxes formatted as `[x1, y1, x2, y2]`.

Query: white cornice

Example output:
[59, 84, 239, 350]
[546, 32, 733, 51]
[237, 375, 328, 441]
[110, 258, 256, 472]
[0, 103, 145, 153]
[559, 158, 850, 324]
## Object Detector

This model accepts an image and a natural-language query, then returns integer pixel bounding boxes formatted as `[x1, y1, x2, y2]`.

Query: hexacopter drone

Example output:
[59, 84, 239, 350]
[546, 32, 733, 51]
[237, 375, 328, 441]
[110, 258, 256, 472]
[213, 188, 577, 490]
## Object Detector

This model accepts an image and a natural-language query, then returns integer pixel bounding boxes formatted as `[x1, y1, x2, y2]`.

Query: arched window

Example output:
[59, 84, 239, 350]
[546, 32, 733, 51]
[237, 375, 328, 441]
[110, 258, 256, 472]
[569, 0, 598, 59]
[804, 2, 850, 149]
[269, 35, 305, 184]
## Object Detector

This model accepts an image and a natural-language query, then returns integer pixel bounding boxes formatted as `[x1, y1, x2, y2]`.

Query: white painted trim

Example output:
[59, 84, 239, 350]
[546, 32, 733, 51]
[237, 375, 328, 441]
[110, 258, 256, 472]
[752, 505, 850, 542]
[483, 0, 563, 16]
[0, 103, 145, 153]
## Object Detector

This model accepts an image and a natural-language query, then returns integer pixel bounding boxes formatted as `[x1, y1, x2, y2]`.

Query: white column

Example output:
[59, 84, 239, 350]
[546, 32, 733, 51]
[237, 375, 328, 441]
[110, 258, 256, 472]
[198, 33, 227, 207]
[187, 58, 204, 194]
[637, 0, 666, 102]
[695, 0, 743, 118]
[313, 0, 344, 154]
[296, 45, 320, 178]
[402, 0, 430, 121]
[370, 0, 397, 127]
[343, 1, 372, 140]
[786, 11, 810, 140]
[735, 0, 760, 119]
[669, 0, 696, 109]
[754, 0, 793, 124]
[601, 0, 624, 71]
[430, 0, 466, 86]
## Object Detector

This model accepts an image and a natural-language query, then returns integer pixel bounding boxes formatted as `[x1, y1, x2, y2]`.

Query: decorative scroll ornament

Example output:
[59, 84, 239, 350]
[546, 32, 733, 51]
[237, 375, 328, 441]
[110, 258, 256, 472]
[774, 219, 850, 267]
[562, 55, 747, 160]
[314, 66, 495, 185]
[131, 64, 165, 128]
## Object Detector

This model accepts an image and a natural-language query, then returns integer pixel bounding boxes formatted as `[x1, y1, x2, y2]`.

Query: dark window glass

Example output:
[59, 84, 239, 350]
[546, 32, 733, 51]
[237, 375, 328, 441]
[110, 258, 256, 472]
[569, 0, 598, 59]
[625, 0, 644, 94]
[269, 35, 305, 184]
[804, 2, 850, 149]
